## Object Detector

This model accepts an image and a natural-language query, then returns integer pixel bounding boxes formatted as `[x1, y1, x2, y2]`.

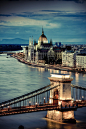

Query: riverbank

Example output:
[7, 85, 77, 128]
[11, 53, 86, 74]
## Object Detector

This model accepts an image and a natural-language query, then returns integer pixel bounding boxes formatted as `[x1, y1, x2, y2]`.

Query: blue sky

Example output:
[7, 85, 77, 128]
[0, 0, 86, 44]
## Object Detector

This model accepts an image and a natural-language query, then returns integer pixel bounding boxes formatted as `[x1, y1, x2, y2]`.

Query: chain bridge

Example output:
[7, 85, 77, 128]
[0, 73, 86, 123]
[0, 83, 86, 117]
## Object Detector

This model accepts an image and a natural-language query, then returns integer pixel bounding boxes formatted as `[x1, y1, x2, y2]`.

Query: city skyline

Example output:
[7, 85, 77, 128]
[0, 0, 86, 45]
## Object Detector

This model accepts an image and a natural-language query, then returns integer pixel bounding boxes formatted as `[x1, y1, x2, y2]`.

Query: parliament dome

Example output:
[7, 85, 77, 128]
[38, 28, 48, 44]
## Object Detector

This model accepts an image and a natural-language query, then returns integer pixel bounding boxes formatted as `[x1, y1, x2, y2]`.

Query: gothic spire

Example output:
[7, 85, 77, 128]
[42, 27, 44, 35]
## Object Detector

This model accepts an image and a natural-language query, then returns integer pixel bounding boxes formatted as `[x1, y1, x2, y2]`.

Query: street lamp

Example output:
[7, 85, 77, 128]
[44, 97, 45, 104]
[35, 102, 37, 108]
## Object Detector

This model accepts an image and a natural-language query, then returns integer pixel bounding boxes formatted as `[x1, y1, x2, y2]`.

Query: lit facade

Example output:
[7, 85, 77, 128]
[62, 51, 76, 67]
[47, 47, 62, 63]
[36, 28, 48, 51]
[76, 55, 86, 69]
[24, 46, 28, 60]
[24, 28, 63, 63]
[47, 48, 55, 61]
[35, 49, 48, 63]
[27, 37, 34, 62]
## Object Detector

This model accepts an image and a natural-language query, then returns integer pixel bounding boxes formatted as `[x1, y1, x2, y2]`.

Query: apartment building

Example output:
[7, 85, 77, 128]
[76, 54, 86, 69]
[62, 51, 76, 67]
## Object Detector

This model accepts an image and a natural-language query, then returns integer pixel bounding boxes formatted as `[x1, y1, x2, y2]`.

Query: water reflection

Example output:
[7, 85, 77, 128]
[37, 67, 45, 72]
[75, 73, 79, 84]
[61, 70, 68, 74]
[27, 65, 86, 89]
[46, 120, 63, 129]
[52, 69, 56, 73]
[46, 118, 86, 129]
[82, 74, 85, 77]
[46, 120, 72, 129]
[49, 69, 53, 73]
[82, 74, 86, 82]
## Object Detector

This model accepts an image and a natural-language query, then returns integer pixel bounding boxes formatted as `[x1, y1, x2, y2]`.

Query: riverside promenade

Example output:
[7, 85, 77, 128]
[11, 53, 86, 74]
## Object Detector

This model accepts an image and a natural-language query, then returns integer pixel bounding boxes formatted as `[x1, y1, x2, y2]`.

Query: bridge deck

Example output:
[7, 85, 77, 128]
[0, 104, 77, 117]
[0, 101, 86, 117]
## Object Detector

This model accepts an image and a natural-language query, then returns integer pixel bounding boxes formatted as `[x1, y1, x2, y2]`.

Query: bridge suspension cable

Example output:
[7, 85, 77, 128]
[71, 84, 86, 90]
[0, 83, 59, 108]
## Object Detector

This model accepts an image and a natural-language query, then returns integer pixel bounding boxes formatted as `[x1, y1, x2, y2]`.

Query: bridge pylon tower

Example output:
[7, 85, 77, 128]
[47, 73, 76, 123]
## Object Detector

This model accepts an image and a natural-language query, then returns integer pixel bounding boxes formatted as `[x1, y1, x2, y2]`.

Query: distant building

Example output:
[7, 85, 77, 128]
[24, 28, 63, 64]
[47, 48, 55, 62]
[53, 47, 62, 61]
[47, 46, 63, 64]
[35, 28, 50, 51]
[76, 54, 86, 69]
[62, 51, 76, 67]
[35, 28, 53, 63]
[79, 48, 86, 54]
[55, 42, 61, 47]
[28, 37, 34, 62]
[35, 49, 48, 63]
[24, 46, 28, 60]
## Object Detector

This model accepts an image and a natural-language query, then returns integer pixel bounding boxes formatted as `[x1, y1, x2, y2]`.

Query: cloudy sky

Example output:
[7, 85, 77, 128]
[0, 0, 86, 44]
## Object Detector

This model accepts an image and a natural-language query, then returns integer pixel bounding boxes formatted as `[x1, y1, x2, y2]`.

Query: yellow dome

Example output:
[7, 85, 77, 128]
[38, 33, 48, 42]
[38, 28, 48, 44]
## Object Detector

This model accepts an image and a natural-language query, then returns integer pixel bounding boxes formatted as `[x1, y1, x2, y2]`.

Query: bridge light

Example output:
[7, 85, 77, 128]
[71, 100, 73, 103]
[35, 102, 37, 105]
[35, 102, 37, 108]
[44, 97, 45, 103]
[49, 99, 52, 104]
[29, 101, 31, 106]
[82, 96, 84, 101]
[79, 100, 81, 101]
[59, 101, 61, 105]
[2, 104, 4, 107]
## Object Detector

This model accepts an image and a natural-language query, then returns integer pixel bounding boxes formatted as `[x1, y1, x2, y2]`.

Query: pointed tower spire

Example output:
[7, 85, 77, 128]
[42, 27, 44, 35]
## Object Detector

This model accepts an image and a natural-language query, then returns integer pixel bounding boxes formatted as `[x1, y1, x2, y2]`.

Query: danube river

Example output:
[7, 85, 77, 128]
[0, 54, 86, 129]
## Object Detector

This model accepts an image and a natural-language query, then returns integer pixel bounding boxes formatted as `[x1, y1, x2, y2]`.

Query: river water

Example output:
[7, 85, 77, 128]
[0, 54, 86, 129]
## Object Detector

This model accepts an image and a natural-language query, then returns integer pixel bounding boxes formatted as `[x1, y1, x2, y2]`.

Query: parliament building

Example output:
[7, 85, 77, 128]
[24, 28, 62, 64]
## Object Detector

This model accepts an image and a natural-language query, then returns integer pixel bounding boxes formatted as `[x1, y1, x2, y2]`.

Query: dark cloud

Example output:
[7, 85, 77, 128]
[40, 10, 86, 19]
[0, 0, 86, 43]
[0, 0, 85, 2]
[0, 14, 11, 17]
[0, 10, 86, 19]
